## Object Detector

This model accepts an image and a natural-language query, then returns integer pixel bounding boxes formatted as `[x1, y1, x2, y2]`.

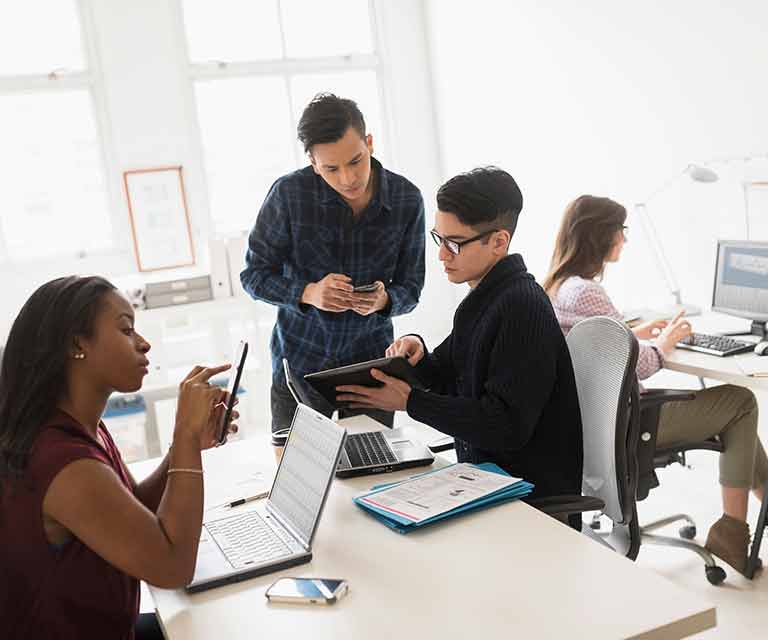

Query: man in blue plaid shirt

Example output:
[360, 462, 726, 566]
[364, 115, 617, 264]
[241, 93, 425, 433]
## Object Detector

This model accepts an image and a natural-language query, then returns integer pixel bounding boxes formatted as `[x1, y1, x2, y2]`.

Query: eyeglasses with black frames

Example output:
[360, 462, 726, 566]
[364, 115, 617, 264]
[430, 229, 498, 255]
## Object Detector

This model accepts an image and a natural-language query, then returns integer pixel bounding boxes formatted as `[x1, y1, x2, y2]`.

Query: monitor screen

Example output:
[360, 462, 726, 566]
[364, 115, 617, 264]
[712, 240, 768, 322]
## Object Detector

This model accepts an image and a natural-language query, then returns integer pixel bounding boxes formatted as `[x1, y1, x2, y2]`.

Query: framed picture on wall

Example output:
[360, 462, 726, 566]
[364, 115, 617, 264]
[123, 166, 196, 271]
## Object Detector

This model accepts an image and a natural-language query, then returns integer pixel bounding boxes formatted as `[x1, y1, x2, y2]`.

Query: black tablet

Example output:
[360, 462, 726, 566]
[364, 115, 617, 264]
[304, 356, 426, 407]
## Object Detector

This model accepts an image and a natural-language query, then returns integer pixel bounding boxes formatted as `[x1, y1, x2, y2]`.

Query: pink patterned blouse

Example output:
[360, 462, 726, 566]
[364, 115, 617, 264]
[550, 276, 664, 381]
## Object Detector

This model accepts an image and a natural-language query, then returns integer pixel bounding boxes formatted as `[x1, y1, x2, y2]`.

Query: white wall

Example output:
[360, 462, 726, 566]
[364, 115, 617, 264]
[425, 0, 768, 312]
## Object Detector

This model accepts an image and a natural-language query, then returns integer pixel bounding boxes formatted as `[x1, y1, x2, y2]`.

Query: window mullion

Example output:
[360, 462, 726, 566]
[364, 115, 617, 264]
[0, 72, 91, 94]
[76, 0, 124, 257]
[190, 54, 379, 82]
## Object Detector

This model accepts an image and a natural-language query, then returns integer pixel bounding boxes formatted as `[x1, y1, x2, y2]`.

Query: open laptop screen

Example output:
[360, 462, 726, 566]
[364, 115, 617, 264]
[283, 358, 335, 415]
[268, 405, 345, 546]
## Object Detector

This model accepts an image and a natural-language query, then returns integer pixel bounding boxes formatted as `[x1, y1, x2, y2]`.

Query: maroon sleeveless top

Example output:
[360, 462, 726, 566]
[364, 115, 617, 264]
[0, 410, 140, 639]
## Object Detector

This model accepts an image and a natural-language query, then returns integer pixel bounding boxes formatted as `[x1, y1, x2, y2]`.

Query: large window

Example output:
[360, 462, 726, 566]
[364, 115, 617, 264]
[182, 0, 387, 234]
[0, 0, 112, 262]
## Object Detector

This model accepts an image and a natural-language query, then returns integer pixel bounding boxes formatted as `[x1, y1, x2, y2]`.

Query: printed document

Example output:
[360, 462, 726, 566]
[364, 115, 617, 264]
[358, 463, 520, 523]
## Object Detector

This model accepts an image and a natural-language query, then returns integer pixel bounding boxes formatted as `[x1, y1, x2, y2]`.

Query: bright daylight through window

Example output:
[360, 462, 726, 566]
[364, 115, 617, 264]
[183, 0, 385, 233]
[0, 0, 111, 261]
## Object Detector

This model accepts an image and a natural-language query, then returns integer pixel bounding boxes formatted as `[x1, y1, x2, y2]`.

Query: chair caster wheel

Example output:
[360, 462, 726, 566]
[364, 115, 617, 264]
[679, 525, 696, 540]
[705, 565, 726, 585]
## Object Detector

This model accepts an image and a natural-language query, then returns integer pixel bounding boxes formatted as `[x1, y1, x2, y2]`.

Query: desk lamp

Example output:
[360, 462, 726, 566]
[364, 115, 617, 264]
[634, 164, 719, 317]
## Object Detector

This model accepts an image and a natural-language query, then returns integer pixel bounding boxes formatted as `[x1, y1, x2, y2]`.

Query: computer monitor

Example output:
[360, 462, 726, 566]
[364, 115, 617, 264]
[712, 239, 768, 337]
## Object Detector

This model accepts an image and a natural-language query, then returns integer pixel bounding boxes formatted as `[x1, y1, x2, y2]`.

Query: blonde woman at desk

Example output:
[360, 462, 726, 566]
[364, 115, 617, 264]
[0, 276, 237, 640]
[543, 195, 768, 575]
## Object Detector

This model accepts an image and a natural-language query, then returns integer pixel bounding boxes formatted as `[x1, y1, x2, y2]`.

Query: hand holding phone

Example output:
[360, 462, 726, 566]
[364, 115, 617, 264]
[265, 577, 348, 605]
[218, 340, 248, 444]
[353, 282, 379, 293]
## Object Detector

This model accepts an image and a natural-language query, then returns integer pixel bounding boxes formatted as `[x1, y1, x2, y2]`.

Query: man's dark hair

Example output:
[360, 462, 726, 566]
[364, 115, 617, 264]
[436, 167, 524, 238]
[297, 93, 366, 153]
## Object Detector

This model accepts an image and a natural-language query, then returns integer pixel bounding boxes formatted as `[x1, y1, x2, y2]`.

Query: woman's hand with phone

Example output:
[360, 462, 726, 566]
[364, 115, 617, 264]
[173, 364, 231, 449]
[209, 393, 240, 449]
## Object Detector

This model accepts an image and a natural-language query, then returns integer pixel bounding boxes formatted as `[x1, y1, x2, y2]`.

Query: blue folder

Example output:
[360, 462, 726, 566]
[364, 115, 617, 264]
[353, 462, 534, 534]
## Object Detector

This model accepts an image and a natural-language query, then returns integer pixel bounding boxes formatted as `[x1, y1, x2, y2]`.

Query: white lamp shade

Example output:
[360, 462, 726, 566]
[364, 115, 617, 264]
[687, 164, 719, 183]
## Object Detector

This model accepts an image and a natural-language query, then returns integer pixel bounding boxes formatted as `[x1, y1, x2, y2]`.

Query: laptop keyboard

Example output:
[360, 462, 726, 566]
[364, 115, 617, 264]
[677, 333, 754, 357]
[205, 511, 291, 570]
[346, 431, 398, 468]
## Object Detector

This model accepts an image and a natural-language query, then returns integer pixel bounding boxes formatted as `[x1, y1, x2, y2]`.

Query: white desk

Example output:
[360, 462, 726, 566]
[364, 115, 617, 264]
[665, 348, 768, 390]
[132, 418, 716, 640]
[663, 313, 768, 389]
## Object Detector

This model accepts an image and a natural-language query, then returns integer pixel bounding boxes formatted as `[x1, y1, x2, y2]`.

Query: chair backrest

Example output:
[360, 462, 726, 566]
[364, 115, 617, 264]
[566, 317, 640, 525]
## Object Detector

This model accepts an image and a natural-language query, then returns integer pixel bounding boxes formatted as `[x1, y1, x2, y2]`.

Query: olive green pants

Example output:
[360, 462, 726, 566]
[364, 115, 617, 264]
[656, 384, 768, 490]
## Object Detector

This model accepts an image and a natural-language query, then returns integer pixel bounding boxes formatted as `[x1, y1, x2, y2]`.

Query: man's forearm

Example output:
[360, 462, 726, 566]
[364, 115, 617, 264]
[241, 265, 308, 310]
[383, 283, 420, 317]
[300, 282, 316, 307]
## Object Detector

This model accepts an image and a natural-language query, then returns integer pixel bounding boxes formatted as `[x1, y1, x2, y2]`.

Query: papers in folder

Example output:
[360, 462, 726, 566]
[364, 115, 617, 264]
[353, 462, 534, 533]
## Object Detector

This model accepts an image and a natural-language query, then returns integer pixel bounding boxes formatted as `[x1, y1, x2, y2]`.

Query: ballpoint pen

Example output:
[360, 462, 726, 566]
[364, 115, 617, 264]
[226, 490, 269, 508]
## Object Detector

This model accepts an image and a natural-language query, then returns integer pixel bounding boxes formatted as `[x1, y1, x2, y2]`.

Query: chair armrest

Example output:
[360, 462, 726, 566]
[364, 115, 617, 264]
[527, 495, 605, 517]
[636, 388, 696, 501]
[639, 389, 696, 410]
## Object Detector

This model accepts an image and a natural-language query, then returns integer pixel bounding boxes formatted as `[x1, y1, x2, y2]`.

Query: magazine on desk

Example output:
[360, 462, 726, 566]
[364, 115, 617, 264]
[353, 462, 534, 533]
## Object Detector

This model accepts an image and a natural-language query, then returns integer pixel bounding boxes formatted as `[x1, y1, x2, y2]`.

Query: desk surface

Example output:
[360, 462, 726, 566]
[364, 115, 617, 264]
[132, 418, 716, 640]
[663, 312, 768, 389]
[665, 347, 768, 389]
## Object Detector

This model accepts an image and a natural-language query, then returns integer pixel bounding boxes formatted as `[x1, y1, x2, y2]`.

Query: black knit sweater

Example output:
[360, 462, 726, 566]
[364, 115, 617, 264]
[407, 254, 583, 499]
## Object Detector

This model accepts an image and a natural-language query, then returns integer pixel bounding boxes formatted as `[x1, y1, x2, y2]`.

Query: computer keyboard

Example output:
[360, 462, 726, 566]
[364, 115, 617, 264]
[205, 511, 291, 569]
[346, 431, 398, 468]
[677, 333, 754, 357]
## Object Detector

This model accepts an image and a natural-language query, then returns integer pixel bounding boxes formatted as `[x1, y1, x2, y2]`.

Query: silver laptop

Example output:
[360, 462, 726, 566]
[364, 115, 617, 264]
[187, 404, 346, 593]
[282, 359, 434, 479]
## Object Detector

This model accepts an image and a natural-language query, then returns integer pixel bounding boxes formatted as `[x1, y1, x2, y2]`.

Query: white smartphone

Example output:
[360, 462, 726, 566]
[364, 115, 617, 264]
[265, 577, 349, 605]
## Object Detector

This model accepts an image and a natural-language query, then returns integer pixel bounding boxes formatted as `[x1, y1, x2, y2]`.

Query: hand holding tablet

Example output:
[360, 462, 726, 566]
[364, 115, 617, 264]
[304, 356, 426, 408]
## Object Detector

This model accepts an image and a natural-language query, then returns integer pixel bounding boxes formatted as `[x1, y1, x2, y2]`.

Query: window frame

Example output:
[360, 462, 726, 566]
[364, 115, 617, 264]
[180, 0, 398, 234]
[0, 0, 126, 268]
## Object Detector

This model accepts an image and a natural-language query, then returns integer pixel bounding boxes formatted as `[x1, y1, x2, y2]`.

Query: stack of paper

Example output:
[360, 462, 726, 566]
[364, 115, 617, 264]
[353, 462, 534, 534]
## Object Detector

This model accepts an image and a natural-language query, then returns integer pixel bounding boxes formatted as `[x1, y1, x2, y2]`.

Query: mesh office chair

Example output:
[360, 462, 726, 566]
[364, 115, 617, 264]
[530, 317, 643, 556]
[537, 317, 731, 586]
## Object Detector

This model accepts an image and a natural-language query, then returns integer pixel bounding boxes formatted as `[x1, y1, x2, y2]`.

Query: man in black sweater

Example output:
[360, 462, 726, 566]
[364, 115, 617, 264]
[336, 167, 583, 501]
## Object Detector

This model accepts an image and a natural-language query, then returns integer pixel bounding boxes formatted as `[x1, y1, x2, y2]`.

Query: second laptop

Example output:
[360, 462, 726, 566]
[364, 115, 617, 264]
[282, 358, 434, 478]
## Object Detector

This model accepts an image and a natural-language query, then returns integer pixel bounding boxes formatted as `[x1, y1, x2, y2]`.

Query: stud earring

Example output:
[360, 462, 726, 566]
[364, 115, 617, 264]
[74, 353, 86, 360]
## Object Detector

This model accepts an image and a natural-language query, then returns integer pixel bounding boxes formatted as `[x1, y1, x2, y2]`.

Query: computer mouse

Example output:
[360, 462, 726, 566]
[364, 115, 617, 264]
[754, 341, 768, 356]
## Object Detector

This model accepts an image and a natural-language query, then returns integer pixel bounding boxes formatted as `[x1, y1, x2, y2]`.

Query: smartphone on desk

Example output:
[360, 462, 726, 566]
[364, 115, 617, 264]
[218, 340, 248, 444]
[265, 577, 348, 605]
[427, 435, 455, 454]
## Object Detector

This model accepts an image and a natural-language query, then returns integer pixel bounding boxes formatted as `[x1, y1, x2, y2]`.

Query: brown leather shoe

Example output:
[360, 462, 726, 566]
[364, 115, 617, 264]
[705, 514, 750, 575]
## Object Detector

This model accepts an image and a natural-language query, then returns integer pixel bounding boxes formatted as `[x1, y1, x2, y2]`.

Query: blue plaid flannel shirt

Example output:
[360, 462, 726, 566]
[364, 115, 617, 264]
[240, 157, 425, 381]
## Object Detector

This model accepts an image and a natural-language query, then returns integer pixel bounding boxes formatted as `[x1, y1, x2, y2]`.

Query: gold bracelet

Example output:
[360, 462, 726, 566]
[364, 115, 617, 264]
[167, 468, 203, 476]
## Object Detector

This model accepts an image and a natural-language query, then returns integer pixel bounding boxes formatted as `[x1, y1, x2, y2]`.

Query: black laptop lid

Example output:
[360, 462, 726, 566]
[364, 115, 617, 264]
[282, 358, 335, 415]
